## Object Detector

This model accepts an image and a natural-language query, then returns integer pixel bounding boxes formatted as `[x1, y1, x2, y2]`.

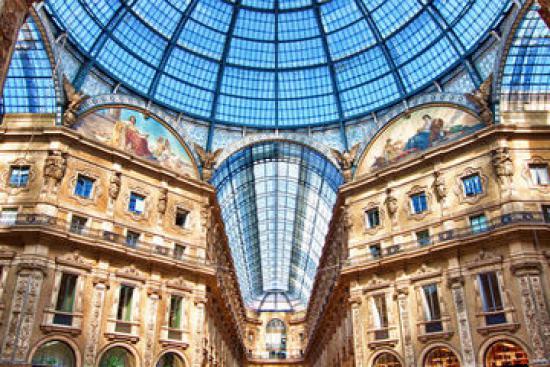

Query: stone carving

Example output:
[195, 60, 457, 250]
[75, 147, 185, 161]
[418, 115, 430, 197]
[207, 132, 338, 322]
[43, 150, 67, 191]
[158, 188, 168, 215]
[330, 143, 360, 182]
[109, 172, 121, 201]
[449, 280, 475, 367]
[349, 297, 364, 367]
[384, 188, 398, 219]
[539, 0, 550, 29]
[465, 74, 493, 125]
[1, 269, 44, 363]
[491, 147, 514, 184]
[192, 297, 207, 367]
[432, 171, 447, 202]
[144, 293, 160, 366]
[56, 251, 93, 270]
[62, 75, 89, 127]
[84, 281, 108, 366]
[167, 276, 193, 292]
[195, 144, 223, 181]
[116, 264, 146, 281]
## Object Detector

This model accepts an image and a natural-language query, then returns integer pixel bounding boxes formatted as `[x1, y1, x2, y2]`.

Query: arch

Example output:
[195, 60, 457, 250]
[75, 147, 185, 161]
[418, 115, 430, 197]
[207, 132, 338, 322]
[266, 318, 287, 358]
[97, 343, 140, 367]
[29, 338, 78, 367]
[369, 350, 404, 367]
[74, 105, 200, 179]
[420, 344, 462, 367]
[354, 103, 484, 177]
[155, 351, 187, 367]
[479, 337, 531, 367]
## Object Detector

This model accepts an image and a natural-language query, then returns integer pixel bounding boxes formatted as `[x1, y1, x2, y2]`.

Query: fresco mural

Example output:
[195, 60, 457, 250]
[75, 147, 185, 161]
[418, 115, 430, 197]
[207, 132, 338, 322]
[74, 107, 194, 175]
[358, 106, 485, 174]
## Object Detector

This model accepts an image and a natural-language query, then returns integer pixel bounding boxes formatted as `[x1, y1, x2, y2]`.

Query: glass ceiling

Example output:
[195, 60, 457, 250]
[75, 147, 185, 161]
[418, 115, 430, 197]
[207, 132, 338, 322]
[211, 142, 343, 310]
[45, 0, 510, 128]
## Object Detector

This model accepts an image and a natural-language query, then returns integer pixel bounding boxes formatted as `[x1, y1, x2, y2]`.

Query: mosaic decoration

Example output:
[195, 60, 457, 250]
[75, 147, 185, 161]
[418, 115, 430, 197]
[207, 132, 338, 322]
[358, 106, 484, 174]
[74, 108, 194, 175]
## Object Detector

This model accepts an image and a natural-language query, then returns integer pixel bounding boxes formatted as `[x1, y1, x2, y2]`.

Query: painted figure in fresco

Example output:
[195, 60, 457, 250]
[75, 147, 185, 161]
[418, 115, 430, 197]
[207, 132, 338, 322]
[124, 116, 154, 158]
[405, 114, 447, 152]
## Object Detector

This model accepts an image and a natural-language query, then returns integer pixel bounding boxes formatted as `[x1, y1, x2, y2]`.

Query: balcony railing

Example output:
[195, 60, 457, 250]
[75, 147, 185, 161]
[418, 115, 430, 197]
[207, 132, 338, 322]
[346, 211, 549, 267]
[246, 350, 304, 361]
[0, 213, 211, 266]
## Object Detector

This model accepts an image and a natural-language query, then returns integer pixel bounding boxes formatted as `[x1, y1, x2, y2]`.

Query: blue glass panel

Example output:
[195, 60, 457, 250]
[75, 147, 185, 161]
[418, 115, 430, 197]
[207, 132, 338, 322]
[320, 0, 362, 33]
[190, 0, 233, 32]
[221, 67, 275, 99]
[278, 10, 319, 41]
[131, 0, 188, 37]
[370, 0, 422, 38]
[164, 47, 218, 90]
[155, 74, 213, 116]
[327, 19, 375, 60]
[278, 38, 326, 68]
[335, 46, 390, 90]
[3, 17, 56, 114]
[235, 9, 275, 41]
[179, 20, 226, 60]
[227, 39, 275, 68]
[278, 67, 333, 99]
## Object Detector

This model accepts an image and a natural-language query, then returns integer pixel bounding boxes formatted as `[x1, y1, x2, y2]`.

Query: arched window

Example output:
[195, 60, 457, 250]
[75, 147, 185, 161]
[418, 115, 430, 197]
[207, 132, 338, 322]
[156, 352, 185, 367]
[31, 340, 75, 367]
[424, 347, 460, 367]
[99, 346, 135, 367]
[266, 318, 287, 359]
[485, 341, 529, 367]
[373, 353, 402, 367]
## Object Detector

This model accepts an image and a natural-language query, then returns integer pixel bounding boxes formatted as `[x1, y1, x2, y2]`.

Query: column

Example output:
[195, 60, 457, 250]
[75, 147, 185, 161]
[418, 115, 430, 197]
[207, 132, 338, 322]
[512, 262, 550, 364]
[0, 264, 45, 364]
[449, 276, 476, 367]
[143, 286, 161, 367]
[192, 296, 207, 367]
[84, 277, 109, 367]
[396, 288, 415, 367]
[349, 295, 364, 367]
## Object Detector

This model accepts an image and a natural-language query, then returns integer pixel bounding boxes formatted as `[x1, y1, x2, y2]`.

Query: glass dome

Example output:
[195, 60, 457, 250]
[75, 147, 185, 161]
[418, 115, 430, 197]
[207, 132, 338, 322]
[45, 0, 510, 129]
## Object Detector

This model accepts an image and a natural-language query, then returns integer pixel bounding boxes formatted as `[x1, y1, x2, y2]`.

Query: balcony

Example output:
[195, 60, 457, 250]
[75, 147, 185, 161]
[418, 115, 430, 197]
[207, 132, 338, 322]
[346, 211, 548, 269]
[0, 213, 213, 271]
[246, 350, 304, 364]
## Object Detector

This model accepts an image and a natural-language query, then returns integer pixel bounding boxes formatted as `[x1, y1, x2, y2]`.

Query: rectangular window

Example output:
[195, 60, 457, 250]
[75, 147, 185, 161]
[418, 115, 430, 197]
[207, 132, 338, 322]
[74, 174, 95, 198]
[365, 208, 380, 229]
[1, 208, 18, 225]
[174, 244, 186, 260]
[462, 174, 483, 197]
[9, 166, 30, 187]
[128, 192, 145, 214]
[369, 244, 381, 259]
[416, 229, 431, 246]
[371, 295, 389, 340]
[530, 164, 550, 185]
[175, 208, 189, 228]
[116, 285, 134, 324]
[126, 231, 140, 248]
[53, 273, 78, 326]
[470, 214, 488, 234]
[169, 295, 183, 329]
[70, 215, 87, 234]
[543, 205, 550, 223]
[478, 272, 506, 325]
[410, 192, 428, 214]
[421, 284, 443, 333]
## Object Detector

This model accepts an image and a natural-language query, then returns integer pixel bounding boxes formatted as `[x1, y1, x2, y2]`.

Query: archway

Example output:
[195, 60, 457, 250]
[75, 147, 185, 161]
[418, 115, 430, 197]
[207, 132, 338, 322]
[156, 352, 186, 367]
[373, 352, 402, 367]
[31, 340, 76, 367]
[485, 340, 529, 367]
[266, 318, 287, 359]
[424, 346, 460, 367]
[98, 346, 136, 367]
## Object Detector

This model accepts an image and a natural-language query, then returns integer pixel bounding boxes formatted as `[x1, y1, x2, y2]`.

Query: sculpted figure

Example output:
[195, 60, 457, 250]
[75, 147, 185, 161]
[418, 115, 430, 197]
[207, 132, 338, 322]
[492, 147, 514, 182]
[62, 75, 89, 127]
[330, 143, 360, 183]
[109, 172, 121, 200]
[158, 188, 168, 215]
[384, 188, 398, 218]
[43, 151, 67, 189]
[195, 144, 223, 181]
[432, 171, 447, 201]
[465, 74, 493, 125]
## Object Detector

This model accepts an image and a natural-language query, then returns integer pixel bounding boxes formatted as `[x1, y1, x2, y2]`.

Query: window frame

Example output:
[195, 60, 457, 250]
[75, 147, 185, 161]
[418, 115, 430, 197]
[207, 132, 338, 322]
[128, 192, 146, 215]
[477, 271, 507, 325]
[365, 207, 381, 229]
[53, 273, 78, 326]
[529, 163, 550, 186]
[410, 192, 428, 214]
[469, 213, 489, 234]
[462, 174, 484, 197]
[9, 165, 30, 188]
[74, 174, 95, 199]
[69, 215, 88, 234]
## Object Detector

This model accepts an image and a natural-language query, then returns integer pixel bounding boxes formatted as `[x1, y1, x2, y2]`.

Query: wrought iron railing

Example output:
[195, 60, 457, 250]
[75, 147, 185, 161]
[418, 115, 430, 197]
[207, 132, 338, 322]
[0, 213, 212, 266]
[246, 350, 304, 361]
[346, 211, 549, 267]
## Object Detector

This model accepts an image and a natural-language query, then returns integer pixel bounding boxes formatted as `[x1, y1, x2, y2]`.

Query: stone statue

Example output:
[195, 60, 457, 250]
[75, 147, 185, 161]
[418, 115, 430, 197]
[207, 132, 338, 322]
[330, 143, 360, 183]
[492, 147, 514, 183]
[432, 171, 447, 201]
[109, 172, 121, 201]
[158, 188, 168, 215]
[465, 74, 493, 125]
[384, 188, 398, 218]
[43, 151, 67, 190]
[195, 144, 223, 182]
[539, 0, 550, 29]
[62, 75, 89, 128]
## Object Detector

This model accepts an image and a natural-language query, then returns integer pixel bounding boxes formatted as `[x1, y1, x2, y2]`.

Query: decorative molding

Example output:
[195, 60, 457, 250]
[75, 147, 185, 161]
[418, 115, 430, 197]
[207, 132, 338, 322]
[122, 185, 150, 222]
[363, 274, 391, 292]
[521, 156, 550, 193]
[166, 276, 194, 292]
[55, 251, 94, 271]
[115, 265, 146, 282]
[67, 167, 103, 206]
[465, 249, 503, 270]
[454, 167, 489, 205]
[0, 157, 37, 195]
[406, 185, 432, 221]
[362, 202, 384, 235]
[409, 263, 442, 282]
